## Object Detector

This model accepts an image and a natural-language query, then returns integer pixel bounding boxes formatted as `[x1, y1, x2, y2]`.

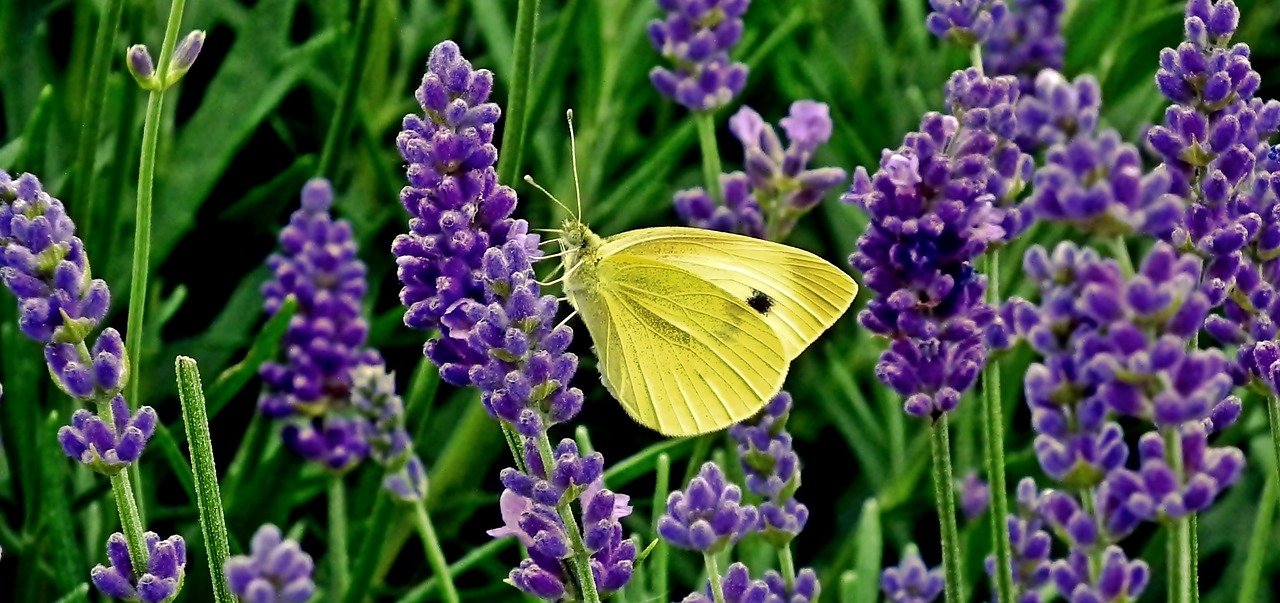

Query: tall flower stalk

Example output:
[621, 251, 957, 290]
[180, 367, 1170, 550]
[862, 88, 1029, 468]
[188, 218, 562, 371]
[394, 41, 634, 602]
[649, 0, 751, 203]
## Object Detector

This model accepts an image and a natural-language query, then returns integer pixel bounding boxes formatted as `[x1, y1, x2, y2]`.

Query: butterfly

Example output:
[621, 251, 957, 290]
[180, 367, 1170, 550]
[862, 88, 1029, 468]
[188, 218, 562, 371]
[530, 112, 857, 437]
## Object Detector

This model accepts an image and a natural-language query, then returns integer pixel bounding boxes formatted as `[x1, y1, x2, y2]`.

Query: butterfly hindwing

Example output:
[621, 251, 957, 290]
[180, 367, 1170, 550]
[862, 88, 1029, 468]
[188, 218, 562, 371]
[574, 254, 788, 436]
[601, 227, 858, 360]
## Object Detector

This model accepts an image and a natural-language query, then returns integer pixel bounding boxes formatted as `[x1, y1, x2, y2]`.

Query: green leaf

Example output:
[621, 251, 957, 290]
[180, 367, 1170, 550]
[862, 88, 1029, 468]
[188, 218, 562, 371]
[203, 295, 298, 419]
[852, 499, 883, 603]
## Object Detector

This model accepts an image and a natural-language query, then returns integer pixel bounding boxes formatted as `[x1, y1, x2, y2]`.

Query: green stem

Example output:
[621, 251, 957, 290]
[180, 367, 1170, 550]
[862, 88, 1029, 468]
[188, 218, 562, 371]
[929, 414, 964, 602]
[316, 0, 376, 178]
[495, 0, 541, 186]
[109, 470, 147, 573]
[329, 475, 350, 602]
[411, 499, 460, 603]
[341, 491, 396, 603]
[1110, 236, 1135, 277]
[95, 397, 148, 573]
[778, 544, 797, 592]
[982, 251, 1015, 603]
[703, 552, 727, 603]
[1237, 476, 1277, 603]
[651, 453, 671, 600]
[1268, 394, 1280, 505]
[693, 112, 724, 204]
[74, 0, 125, 243]
[1164, 429, 1192, 603]
[174, 357, 233, 602]
[970, 43, 984, 75]
[535, 433, 601, 603]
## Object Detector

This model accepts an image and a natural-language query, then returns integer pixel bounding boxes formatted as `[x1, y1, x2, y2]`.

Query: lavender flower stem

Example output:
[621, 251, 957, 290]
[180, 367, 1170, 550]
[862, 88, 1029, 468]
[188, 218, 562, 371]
[929, 414, 964, 602]
[1109, 236, 1135, 277]
[1268, 395, 1280, 505]
[123, 0, 189, 527]
[109, 466, 147, 572]
[411, 499, 460, 603]
[495, 0, 540, 185]
[175, 357, 233, 603]
[534, 432, 602, 603]
[970, 43, 984, 76]
[651, 452, 671, 599]
[703, 552, 727, 603]
[74, 0, 125, 242]
[982, 251, 1015, 603]
[694, 112, 724, 204]
[778, 543, 797, 591]
[329, 475, 350, 601]
[1164, 428, 1193, 602]
[316, 0, 375, 178]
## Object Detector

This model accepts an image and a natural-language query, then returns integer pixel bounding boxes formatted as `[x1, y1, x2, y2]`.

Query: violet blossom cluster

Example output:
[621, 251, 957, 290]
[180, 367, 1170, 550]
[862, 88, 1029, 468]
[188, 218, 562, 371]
[648, 0, 750, 112]
[258, 179, 381, 472]
[91, 532, 187, 603]
[881, 546, 944, 603]
[995, 242, 1246, 599]
[674, 101, 846, 240]
[0, 172, 159, 471]
[926, 0, 1008, 46]
[395, 41, 634, 600]
[1145, 0, 1280, 388]
[350, 364, 429, 501]
[981, 0, 1065, 90]
[845, 66, 1031, 418]
[684, 562, 820, 603]
[223, 524, 316, 603]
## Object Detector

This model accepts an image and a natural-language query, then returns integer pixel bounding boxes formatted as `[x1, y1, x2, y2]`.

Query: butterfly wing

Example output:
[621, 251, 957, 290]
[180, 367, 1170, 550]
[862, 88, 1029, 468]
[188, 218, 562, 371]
[601, 227, 857, 360]
[572, 254, 788, 436]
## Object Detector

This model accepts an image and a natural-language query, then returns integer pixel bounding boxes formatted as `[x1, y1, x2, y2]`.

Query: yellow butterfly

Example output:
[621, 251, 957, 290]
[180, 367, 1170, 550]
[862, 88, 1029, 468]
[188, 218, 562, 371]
[530, 113, 857, 437]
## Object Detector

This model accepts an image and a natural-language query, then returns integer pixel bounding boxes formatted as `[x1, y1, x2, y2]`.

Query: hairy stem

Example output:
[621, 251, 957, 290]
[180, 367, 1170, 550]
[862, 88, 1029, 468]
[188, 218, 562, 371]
[703, 552, 727, 603]
[174, 357, 233, 602]
[982, 251, 1015, 603]
[329, 475, 350, 601]
[929, 414, 964, 602]
[694, 112, 724, 204]
[412, 499, 460, 603]
[535, 433, 601, 603]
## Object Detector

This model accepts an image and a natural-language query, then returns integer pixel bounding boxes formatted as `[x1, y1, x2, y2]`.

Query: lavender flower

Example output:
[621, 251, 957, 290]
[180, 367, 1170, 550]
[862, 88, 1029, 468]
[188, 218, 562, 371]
[400, 41, 635, 599]
[1049, 547, 1149, 603]
[985, 479, 1051, 602]
[224, 524, 316, 603]
[91, 532, 186, 603]
[1013, 70, 1099, 149]
[959, 471, 990, 520]
[881, 546, 944, 603]
[659, 462, 758, 554]
[0, 172, 110, 343]
[1101, 425, 1243, 522]
[57, 395, 157, 475]
[729, 392, 808, 546]
[847, 68, 1031, 417]
[983, 0, 1066, 89]
[259, 179, 381, 471]
[676, 103, 847, 239]
[682, 563, 820, 603]
[393, 40, 523, 373]
[927, 0, 1008, 45]
[350, 364, 428, 500]
[1028, 127, 1181, 237]
[1147, 0, 1280, 376]
[648, 0, 750, 112]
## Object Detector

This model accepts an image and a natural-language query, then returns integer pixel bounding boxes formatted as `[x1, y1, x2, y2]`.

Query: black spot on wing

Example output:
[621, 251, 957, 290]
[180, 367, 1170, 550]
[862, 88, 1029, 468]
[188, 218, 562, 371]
[747, 289, 773, 315]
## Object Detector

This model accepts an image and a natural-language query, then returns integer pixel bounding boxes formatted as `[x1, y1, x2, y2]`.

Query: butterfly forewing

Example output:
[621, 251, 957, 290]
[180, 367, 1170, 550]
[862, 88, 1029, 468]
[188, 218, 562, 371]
[575, 254, 788, 436]
[602, 227, 858, 360]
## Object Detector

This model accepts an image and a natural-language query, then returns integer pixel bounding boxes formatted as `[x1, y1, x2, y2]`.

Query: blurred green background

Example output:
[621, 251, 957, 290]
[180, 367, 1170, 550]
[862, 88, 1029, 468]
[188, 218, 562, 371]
[2, 0, 1280, 600]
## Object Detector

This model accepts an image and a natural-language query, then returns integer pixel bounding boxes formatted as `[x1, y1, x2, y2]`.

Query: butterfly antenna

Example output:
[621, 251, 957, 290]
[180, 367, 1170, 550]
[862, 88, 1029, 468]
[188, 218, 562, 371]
[523, 175, 575, 218]
[566, 109, 583, 220]
[555, 308, 579, 330]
